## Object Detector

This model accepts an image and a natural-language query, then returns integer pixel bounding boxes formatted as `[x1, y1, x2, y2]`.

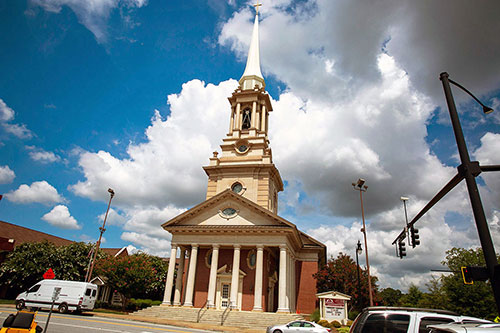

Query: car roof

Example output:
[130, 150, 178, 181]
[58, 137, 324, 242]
[428, 322, 500, 332]
[361, 306, 458, 316]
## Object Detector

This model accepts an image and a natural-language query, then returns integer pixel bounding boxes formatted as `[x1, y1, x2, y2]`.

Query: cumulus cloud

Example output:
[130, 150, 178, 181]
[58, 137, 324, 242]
[0, 165, 15, 184]
[42, 205, 81, 229]
[26, 146, 62, 163]
[30, 0, 147, 43]
[70, 79, 236, 208]
[5, 181, 64, 204]
[121, 232, 171, 257]
[0, 99, 33, 139]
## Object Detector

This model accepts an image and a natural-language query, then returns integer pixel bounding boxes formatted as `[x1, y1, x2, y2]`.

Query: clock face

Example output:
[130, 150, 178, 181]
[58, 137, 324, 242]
[238, 144, 248, 152]
[231, 182, 243, 193]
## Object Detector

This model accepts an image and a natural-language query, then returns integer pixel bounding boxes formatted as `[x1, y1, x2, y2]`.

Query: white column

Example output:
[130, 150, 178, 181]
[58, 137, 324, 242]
[230, 245, 241, 309]
[229, 110, 234, 134]
[183, 244, 198, 307]
[163, 243, 177, 305]
[277, 245, 289, 312]
[173, 246, 186, 306]
[234, 103, 241, 130]
[261, 105, 266, 132]
[251, 101, 257, 128]
[181, 248, 191, 304]
[252, 245, 264, 311]
[207, 244, 219, 308]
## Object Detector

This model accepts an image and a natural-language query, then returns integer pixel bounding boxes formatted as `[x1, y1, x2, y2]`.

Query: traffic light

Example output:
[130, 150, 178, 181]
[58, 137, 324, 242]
[461, 266, 489, 284]
[410, 227, 420, 247]
[398, 240, 406, 258]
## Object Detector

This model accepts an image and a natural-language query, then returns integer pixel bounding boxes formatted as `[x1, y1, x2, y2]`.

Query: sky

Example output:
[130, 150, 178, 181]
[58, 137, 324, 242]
[1, 0, 500, 292]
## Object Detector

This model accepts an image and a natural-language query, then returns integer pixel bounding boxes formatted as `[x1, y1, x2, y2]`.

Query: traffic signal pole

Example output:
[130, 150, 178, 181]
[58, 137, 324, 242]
[440, 72, 500, 315]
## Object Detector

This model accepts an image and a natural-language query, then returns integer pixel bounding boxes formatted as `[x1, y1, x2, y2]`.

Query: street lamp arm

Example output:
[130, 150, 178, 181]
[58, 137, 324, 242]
[448, 78, 494, 114]
[481, 165, 500, 172]
[392, 172, 464, 245]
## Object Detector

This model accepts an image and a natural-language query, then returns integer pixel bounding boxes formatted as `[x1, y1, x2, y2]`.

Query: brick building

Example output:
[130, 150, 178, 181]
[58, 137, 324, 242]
[160, 9, 326, 315]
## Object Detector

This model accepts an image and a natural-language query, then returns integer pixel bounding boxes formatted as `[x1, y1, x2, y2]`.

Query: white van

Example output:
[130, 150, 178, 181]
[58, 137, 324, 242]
[16, 279, 98, 313]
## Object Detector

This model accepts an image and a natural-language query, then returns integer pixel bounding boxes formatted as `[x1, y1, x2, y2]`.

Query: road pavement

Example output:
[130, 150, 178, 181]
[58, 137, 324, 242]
[0, 306, 215, 333]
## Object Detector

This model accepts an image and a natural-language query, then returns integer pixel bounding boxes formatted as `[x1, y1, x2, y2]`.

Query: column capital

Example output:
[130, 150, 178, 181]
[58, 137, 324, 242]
[279, 244, 287, 250]
[234, 244, 241, 249]
[171, 243, 178, 249]
[191, 243, 199, 248]
[212, 244, 220, 249]
[256, 244, 264, 250]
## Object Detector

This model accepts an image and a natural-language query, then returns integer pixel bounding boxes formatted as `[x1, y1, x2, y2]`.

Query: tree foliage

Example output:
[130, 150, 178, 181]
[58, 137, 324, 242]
[397, 284, 423, 307]
[95, 252, 167, 301]
[0, 241, 105, 297]
[379, 287, 402, 306]
[313, 252, 379, 311]
[439, 247, 497, 320]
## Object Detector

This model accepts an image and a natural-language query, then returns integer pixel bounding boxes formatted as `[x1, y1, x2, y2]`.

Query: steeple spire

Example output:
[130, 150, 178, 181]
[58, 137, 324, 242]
[239, 2, 265, 90]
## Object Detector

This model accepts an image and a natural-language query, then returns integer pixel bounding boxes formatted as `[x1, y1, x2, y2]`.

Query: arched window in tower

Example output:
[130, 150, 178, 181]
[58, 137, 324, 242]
[242, 108, 251, 129]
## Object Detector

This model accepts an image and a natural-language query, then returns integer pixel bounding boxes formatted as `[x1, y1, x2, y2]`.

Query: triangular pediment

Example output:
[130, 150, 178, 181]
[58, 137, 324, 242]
[162, 189, 295, 230]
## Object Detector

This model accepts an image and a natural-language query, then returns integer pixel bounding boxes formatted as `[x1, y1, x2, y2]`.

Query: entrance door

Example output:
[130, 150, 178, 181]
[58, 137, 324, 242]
[220, 283, 230, 309]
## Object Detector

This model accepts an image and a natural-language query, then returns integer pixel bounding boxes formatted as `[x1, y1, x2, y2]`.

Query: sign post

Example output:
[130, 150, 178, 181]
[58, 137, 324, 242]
[42, 287, 61, 333]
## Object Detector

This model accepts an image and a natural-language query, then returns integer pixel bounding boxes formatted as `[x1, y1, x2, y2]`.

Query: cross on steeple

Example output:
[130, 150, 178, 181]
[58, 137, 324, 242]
[253, 0, 262, 15]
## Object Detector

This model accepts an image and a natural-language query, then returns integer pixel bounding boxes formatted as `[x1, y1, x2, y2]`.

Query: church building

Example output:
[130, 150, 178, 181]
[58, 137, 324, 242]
[161, 6, 326, 315]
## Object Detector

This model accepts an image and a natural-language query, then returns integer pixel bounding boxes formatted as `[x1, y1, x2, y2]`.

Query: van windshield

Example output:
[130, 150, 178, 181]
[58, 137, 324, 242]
[28, 285, 41, 293]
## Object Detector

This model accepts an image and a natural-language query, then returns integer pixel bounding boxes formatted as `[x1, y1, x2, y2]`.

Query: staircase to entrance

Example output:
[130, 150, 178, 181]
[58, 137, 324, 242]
[131, 305, 305, 329]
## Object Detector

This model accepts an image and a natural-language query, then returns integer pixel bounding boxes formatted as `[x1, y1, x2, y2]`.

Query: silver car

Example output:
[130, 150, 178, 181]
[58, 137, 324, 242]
[267, 320, 332, 333]
[428, 322, 500, 332]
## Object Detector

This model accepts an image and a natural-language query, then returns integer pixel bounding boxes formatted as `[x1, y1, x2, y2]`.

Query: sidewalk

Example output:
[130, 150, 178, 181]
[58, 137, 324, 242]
[0, 304, 265, 333]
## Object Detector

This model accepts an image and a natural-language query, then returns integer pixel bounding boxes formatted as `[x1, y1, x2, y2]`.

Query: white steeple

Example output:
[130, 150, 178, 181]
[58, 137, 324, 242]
[239, 7, 265, 90]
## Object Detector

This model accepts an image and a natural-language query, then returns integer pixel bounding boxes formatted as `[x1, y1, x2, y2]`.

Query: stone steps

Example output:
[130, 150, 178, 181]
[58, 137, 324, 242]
[131, 305, 304, 329]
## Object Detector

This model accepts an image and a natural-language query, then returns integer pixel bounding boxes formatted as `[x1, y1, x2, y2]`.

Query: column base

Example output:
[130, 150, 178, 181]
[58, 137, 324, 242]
[252, 307, 263, 312]
[277, 308, 290, 313]
[183, 302, 193, 307]
[160, 302, 171, 306]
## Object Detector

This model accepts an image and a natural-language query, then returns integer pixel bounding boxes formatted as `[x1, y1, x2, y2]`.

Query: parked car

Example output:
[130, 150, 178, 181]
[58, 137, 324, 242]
[428, 322, 500, 332]
[267, 320, 332, 333]
[16, 279, 98, 313]
[349, 307, 491, 333]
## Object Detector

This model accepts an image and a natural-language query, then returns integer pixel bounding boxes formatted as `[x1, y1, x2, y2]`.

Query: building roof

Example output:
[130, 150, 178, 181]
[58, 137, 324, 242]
[101, 247, 129, 257]
[0, 220, 73, 247]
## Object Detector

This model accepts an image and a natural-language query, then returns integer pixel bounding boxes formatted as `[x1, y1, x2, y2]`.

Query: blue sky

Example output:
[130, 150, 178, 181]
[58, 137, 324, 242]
[1, 0, 500, 290]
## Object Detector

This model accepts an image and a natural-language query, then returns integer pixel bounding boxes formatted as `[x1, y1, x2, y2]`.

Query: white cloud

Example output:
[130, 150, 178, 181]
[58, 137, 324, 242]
[0, 98, 33, 139]
[121, 232, 170, 257]
[98, 208, 127, 226]
[42, 205, 81, 229]
[5, 181, 64, 204]
[70, 79, 236, 208]
[0, 165, 15, 184]
[30, 0, 147, 43]
[26, 146, 62, 163]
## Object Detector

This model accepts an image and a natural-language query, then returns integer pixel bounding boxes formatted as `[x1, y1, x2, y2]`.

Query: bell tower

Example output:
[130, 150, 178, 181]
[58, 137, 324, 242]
[203, 5, 283, 213]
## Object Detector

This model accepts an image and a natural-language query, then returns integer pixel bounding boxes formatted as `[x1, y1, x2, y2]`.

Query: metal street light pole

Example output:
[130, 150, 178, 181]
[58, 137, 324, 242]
[440, 72, 500, 314]
[87, 188, 115, 283]
[356, 240, 363, 308]
[352, 179, 373, 306]
[401, 197, 410, 246]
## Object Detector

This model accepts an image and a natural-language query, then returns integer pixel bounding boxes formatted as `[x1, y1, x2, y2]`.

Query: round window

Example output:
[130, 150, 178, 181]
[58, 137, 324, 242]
[222, 208, 237, 216]
[238, 144, 248, 152]
[231, 182, 243, 194]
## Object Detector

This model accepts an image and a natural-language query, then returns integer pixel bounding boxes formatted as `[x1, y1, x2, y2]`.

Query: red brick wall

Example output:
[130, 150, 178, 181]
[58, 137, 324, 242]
[296, 260, 318, 314]
[193, 248, 209, 307]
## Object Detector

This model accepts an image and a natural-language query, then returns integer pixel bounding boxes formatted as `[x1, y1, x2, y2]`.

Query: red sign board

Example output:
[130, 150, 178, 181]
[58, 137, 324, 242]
[325, 298, 344, 307]
[43, 268, 55, 279]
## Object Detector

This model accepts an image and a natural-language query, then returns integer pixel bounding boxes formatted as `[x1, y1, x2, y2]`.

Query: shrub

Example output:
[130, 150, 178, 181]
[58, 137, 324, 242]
[337, 328, 350, 333]
[331, 320, 341, 328]
[346, 320, 353, 327]
[310, 308, 321, 322]
[317, 320, 330, 328]
[348, 310, 360, 320]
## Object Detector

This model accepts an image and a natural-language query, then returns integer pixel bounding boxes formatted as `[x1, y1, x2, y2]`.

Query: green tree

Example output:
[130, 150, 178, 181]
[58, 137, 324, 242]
[398, 284, 423, 307]
[313, 252, 379, 311]
[0, 241, 105, 298]
[440, 247, 496, 320]
[95, 252, 167, 303]
[417, 277, 449, 310]
[379, 287, 402, 306]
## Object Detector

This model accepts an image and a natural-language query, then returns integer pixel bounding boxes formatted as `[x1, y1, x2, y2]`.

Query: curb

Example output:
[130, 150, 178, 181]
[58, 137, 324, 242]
[0, 304, 265, 333]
